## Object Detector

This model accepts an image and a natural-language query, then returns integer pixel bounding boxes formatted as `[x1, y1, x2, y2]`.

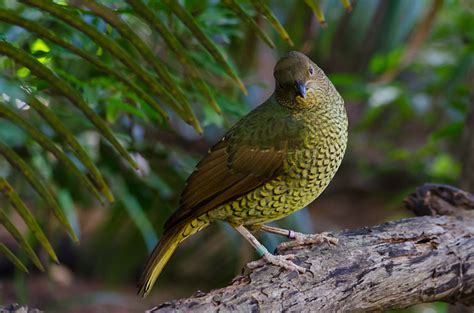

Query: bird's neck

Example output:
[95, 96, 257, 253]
[275, 87, 315, 110]
[275, 82, 345, 116]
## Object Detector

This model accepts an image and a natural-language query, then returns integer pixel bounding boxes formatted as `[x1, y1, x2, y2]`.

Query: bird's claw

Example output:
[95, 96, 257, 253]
[279, 232, 338, 250]
[247, 252, 306, 273]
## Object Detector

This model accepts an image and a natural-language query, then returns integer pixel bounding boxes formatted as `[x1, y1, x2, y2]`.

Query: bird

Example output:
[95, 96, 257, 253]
[138, 51, 348, 297]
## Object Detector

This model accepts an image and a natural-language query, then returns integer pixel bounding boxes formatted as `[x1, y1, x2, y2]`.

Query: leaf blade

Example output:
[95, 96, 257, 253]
[0, 40, 138, 169]
[0, 179, 58, 265]
[0, 9, 169, 122]
[71, 1, 202, 133]
[250, 0, 294, 45]
[163, 0, 247, 95]
[0, 139, 79, 242]
[27, 95, 113, 204]
[223, 0, 275, 49]
[304, 0, 327, 27]
[127, 0, 222, 115]
[19, 0, 188, 124]
[0, 100, 104, 208]
[0, 242, 29, 273]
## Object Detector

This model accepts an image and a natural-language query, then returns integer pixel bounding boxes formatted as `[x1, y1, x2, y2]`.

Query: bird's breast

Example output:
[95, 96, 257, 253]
[284, 105, 347, 196]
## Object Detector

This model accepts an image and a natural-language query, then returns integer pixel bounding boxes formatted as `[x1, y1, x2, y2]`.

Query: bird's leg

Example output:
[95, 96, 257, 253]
[260, 225, 338, 250]
[234, 225, 305, 273]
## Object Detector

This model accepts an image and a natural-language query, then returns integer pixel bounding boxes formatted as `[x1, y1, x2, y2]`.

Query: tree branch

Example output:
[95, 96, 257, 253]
[150, 184, 474, 312]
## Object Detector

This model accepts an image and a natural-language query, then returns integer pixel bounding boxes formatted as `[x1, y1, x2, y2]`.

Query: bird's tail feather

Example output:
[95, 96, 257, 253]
[138, 219, 208, 297]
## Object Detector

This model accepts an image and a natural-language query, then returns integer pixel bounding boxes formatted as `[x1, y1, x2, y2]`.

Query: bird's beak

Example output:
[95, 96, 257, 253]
[295, 81, 306, 98]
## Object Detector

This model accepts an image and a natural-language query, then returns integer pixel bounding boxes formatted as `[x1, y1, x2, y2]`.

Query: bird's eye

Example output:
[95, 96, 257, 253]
[309, 65, 314, 75]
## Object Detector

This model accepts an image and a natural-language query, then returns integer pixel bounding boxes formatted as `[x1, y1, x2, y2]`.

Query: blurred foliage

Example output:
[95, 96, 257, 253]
[0, 0, 473, 311]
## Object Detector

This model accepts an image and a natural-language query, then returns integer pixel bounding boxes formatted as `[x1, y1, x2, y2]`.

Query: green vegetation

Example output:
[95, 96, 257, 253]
[0, 0, 472, 311]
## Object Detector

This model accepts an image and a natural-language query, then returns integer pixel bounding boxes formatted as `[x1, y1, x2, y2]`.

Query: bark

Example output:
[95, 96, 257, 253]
[0, 304, 42, 313]
[150, 184, 474, 313]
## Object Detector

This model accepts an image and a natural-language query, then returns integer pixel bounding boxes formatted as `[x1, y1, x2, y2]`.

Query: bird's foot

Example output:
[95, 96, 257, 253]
[247, 252, 306, 273]
[279, 232, 338, 250]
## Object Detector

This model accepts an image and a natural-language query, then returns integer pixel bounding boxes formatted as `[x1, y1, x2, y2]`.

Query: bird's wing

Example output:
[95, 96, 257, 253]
[164, 102, 305, 230]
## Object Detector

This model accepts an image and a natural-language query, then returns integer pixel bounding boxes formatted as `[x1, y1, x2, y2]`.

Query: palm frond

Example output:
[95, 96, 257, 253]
[163, 0, 247, 95]
[0, 100, 104, 205]
[0, 243, 29, 273]
[250, 0, 294, 46]
[0, 9, 169, 122]
[70, 0, 202, 133]
[0, 40, 138, 169]
[126, 0, 222, 114]
[304, 0, 327, 27]
[223, 0, 276, 49]
[0, 178, 58, 265]
[0, 139, 77, 242]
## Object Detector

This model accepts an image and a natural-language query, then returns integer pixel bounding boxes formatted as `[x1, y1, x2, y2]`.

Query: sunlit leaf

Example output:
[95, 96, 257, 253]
[0, 8, 168, 123]
[16, 67, 30, 78]
[18, 0, 180, 125]
[0, 40, 139, 169]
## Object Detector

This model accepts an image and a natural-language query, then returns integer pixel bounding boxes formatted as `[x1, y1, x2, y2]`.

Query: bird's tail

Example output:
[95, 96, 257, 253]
[138, 218, 209, 297]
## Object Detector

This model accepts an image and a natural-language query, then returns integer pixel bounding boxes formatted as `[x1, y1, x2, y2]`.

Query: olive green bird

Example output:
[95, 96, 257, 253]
[138, 51, 348, 297]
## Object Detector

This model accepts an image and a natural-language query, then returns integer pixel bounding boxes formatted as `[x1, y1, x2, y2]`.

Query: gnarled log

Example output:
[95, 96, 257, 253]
[150, 184, 474, 312]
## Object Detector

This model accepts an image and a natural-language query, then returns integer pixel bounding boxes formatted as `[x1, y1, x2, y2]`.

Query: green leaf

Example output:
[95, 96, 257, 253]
[57, 189, 81, 241]
[250, 0, 294, 45]
[73, 0, 202, 133]
[27, 95, 114, 203]
[0, 243, 29, 273]
[223, 0, 275, 48]
[115, 181, 158, 252]
[0, 100, 104, 207]
[431, 121, 464, 141]
[0, 40, 139, 170]
[106, 97, 147, 122]
[163, 0, 247, 95]
[31, 38, 50, 53]
[18, 0, 183, 124]
[0, 178, 58, 265]
[0, 8, 168, 123]
[304, 0, 327, 26]
[16, 67, 31, 78]
[127, 0, 222, 115]
[429, 154, 461, 181]
[30, 38, 50, 64]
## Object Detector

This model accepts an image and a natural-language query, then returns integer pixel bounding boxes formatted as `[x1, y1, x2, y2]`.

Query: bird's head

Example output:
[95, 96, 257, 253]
[274, 51, 329, 109]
